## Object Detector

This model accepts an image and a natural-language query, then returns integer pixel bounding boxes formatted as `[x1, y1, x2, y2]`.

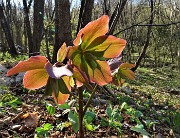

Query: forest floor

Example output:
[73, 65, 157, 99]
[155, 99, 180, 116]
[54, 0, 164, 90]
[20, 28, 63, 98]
[0, 59, 180, 138]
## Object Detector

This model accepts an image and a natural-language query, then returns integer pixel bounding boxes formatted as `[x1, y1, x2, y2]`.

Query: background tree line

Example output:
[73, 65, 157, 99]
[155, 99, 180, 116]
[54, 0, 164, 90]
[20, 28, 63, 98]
[0, 0, 179, 71]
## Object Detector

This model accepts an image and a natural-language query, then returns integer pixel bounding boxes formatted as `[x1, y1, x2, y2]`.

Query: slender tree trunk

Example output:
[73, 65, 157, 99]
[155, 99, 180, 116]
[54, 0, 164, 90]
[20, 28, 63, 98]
[52, 0, 73, 63]
[81, 0, 94, 28]
[0, 23, 6, 53]
[108, 0, 127, 35]
[13, 5, 23, 47]
[132, 0, 154, 71]
[45, 29, 51, 61]
[103, 0, 110, 15]
[0, 4, 17, 56]
[23, 0, 33, 57]
[76, 0, 94, 34]
[32, 0, 45, 56]
[178, 47, 180, 71]
[76, 0, 85, 34]
[23, 22, 28, 53]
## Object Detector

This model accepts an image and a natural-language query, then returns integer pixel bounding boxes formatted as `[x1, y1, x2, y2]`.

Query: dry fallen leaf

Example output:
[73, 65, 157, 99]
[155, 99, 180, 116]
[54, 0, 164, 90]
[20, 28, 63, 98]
[21, 112, 38, 128]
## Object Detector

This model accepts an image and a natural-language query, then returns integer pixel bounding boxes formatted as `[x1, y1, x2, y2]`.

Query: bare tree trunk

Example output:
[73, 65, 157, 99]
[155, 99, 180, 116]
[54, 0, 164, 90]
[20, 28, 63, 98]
[13, 5, 23, 47]
[81, 0, 94, 28]
[0, 4, 17, 56]
[178, 47, 180, 71]
[52, 0, 73, 63]
[103, 0, 110, 15]
[132, 0, 154, 71]
[0, 23, 6, 53]
[108, 0, 127, 35]
[32, 0, 45, 56]
[45, 29, 51, 61]
[23, 22, 28, 53]
[76, 0, 94, 34]
[23, 0, 33, 57]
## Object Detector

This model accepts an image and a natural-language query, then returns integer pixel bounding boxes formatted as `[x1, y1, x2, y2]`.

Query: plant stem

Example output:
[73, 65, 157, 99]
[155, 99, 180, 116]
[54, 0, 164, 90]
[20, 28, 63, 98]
[78, 87, 84, 138]
[83, 84, 98, 116]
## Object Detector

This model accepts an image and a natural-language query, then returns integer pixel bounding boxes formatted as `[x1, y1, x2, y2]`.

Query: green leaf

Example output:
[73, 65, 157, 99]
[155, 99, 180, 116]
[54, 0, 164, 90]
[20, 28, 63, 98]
[85, 123, 99, 131]
[84, 111, 96, 124]
[8, 98, 22, 105]
[0, 102, 3, 107]
[56, 121, 71, 131]
[85, 124, 94, 131]
[68, 111, 79, 132]
[58, 78, 71, 94]
[86, 58, 97, 71]
[46, 104, 56, 115]
[111, 108, 122, 121]
[58, 103, 70, 109]
[131, 125, 150, 136]
[43, 123, 53, 131]
[84, 53, 98, 70]
[36, 123, 53, 137]
[106, 106, 112, 118]
[100, 117, 109, 126]
[36, 127, 44, 134]
[120, 102, 127, 111]
[135, 110, 143, 118]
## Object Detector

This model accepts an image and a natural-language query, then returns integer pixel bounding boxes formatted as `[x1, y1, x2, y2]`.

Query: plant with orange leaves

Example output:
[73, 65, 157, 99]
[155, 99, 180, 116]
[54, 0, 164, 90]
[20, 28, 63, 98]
[7, 15, 135, 137]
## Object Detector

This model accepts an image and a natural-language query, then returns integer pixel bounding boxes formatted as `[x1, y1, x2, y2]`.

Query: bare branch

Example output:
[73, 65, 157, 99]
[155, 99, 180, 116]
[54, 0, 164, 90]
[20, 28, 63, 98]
[114, 20, 180, 36]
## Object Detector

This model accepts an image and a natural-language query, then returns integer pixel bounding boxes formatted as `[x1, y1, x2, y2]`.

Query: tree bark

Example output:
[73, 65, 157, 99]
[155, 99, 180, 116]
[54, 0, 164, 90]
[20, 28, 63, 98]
[23, 0, 33, 57]
[52, 0, 73, 63]
[0, 4, 17, 56]
[178, 47, 180, 71]
[108, 0, 127, 35]
[76, 0, 94, 34]
[81, 0, 94, 28]
[131, 0, 154, 71]
[32, 0, 45, 56]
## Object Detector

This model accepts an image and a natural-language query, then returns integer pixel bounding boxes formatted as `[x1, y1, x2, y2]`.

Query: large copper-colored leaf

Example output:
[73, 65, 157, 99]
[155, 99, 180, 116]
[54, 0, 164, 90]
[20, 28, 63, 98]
[119, 63, 135, 80]
[112, 63, 135, 86]
[119, 63, 135, 69]
[52, 92, 69, 105]
[74, 15, 109, 48]
[57, 42, 67, 63]
[91, 60, 112, 86]
[67, 46, 78, 58]
[45, 62, 73, 79]
[52, 76, 71, 105]
[7, 56, 48, 76]
[23, 69, 49, 90]
[81, 58, 112, 86]
[121, 69, 135, 80]
[72, 65, 89, 84]
[87, 35, 126, 58]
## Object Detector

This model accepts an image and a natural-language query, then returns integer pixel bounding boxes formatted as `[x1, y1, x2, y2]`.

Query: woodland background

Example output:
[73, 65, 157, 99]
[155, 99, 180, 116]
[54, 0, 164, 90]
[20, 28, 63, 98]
[0, 0, 179, 70]
[0, 0, 180, 137]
